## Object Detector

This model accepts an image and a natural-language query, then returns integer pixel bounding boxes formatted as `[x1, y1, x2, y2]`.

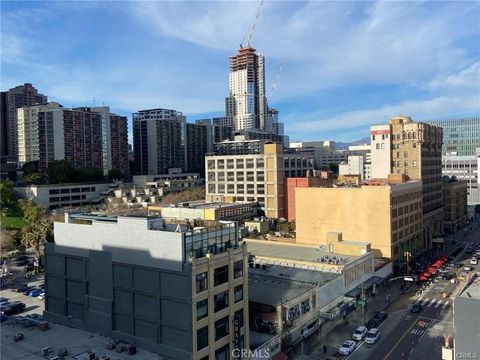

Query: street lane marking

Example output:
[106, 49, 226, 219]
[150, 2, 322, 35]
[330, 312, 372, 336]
[435, 300, 443, 308]
[428, 299, 436, 307]
[383, 314, 422, 360]
[443, 301, 449, 307]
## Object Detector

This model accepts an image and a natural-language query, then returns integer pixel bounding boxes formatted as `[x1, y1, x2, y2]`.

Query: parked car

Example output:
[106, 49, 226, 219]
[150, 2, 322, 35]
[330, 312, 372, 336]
[15, 259, 30, 266]
[470, 258, 478, 265]
[374, 311, 388, 322]
[453, 263, 463, 268]
[411, 303, 422, 313]
[466, 247, 474, 253]
[22, 286, 37, 296]
[12, 284, 28, 293]
[366, 318, 380, 329]
[365, 328, 381, 344]
[0, 313, 8, 322]
[1, 301, 26, 316]
[28, 289, 43, 297]
[339, 340, 356, 355]
[352, 326, 368, 341]
[0, 297, 9, 305]
[464, 266, 473, 272]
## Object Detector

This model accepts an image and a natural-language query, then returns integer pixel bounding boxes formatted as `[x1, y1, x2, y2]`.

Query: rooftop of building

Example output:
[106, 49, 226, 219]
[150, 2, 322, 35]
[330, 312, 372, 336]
[14, 181, 119, 188]
[459, 275, 480, 300]
[245, 239, 361, 266]
[156, 200, 259, 210]
[248, 268, 319, 306]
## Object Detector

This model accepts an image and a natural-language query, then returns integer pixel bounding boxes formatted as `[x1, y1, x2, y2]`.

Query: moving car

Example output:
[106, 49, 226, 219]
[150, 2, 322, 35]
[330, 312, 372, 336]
[0, 298, 9, 305]
[38, 292, 45, 300]
[466, 247, 474, 253]
[441, 272, 454, 280]
[458, 272, 468, 281]
[411, 303, 422, 313]
[365, 328, 381, 344]
[470, 258, 478, 265]
[22, 286, 37, 296]
[464, 266, 473, 272]
[339, 340, 356, 355]
[352, 326, 368, 341]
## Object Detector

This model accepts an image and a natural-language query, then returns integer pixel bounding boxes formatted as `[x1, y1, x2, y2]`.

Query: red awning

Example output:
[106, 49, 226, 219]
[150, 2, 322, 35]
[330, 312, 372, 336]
[422, 272, 431, 278]
[419, 275, 429, 281]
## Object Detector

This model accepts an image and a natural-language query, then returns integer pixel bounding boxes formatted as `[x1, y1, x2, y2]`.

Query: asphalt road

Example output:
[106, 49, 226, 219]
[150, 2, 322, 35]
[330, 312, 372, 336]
[348, 222, 480, 360]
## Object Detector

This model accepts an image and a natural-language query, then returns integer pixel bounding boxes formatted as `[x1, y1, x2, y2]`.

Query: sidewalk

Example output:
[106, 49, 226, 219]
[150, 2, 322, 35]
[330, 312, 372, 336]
[291, 282, 410, 359]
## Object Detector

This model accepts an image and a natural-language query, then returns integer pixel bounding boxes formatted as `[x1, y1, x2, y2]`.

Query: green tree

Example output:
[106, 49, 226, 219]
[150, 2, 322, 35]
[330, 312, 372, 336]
[47, 160, 75, 183]
[108, 167, 124, 180]
[21, 161, 39, 175]
[75, 167, 104, 182]
[328, 163, 339, 174]
[0, 180, 15, 210]
[23, 172, 45, 185]
[18, 199, 46, 223]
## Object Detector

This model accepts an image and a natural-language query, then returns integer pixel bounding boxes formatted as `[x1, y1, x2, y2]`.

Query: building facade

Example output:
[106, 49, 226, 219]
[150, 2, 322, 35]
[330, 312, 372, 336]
[45, 213, 249, 360]
[295, 181, 423, 270]
[226, 47, 267, 131]
[109, 113, 129, 177]
[17, 103, 103, 172]
[370, 116, 444, 245]
[442, 178, 468, 234]
[133, 108, 186, 175]
[186, 123, 209, 176]
[289, 141, 347, 170]
[205, 143, 313, 218]
[0, 83, 47, 161]
[427, 116, 480, 156]
[441, 152, 480, 205]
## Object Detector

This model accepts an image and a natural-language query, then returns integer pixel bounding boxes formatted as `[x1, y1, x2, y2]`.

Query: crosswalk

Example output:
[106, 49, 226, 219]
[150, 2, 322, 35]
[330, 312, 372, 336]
[413, 298, 450, 309]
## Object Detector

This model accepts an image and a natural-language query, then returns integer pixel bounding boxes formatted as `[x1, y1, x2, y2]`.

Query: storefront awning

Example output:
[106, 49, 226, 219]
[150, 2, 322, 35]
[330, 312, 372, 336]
[344, 276, 383, 298]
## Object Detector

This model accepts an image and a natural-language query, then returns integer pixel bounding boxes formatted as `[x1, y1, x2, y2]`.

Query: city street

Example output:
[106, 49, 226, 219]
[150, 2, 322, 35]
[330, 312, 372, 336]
[348, 220, 480, 360]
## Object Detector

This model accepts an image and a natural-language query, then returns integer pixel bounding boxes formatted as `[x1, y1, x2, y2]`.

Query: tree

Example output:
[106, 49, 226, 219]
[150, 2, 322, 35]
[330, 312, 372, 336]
[108, 167, 124, 181]
[18, 199, 46, 223]
[20, 215, 53, 257]
[75, 167, 104, 182]
[21, 161, 39, 175]
[23, 172, 45, 185]
[328, 163, 339, 174]
[0, 180, 15, 211]
[47, 160, 75, 183]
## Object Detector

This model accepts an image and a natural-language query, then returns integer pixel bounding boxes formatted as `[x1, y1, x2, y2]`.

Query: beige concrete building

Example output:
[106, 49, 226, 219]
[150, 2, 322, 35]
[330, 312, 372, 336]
[442, 178, 468, 234]
[295, 181, 423, 268]
[205, 143, 313, 219]
[370, 116, 444, 245]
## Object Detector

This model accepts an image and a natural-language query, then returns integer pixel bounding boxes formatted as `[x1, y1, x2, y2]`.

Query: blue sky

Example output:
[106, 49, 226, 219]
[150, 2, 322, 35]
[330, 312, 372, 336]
[1, 1, 479, 142]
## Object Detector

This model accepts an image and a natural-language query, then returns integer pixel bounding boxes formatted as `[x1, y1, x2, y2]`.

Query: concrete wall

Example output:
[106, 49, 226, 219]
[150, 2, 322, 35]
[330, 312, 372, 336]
[296, 187, 393, 258]
[54, 216, 185, 271]
[44, 243, 193, 359]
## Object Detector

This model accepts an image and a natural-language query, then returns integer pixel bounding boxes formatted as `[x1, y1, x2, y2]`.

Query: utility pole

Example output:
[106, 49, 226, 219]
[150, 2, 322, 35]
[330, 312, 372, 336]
[404, 251, 411, 276]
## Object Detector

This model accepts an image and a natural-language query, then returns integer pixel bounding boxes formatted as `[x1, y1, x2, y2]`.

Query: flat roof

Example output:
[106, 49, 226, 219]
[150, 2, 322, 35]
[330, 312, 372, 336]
[249, 272, 315, 306]
[161, 200, 258, 210]
[250, 264, 339, 286]
[246, 240, 360, 264]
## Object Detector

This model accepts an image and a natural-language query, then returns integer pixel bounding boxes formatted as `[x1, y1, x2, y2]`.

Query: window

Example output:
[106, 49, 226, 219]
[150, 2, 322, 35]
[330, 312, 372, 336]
[234, 285, 243, 303]
[381, 143, 385, 149]
[215, 344, 230, 360]
[214, 291, 229, 312]
[214, 265, 228, 286]
[234, 260, 243, 279]
[197, 299, 208, 320]
[49, 189, 59, 195]
[60, 188, 70, 194]
[376, 143, 380, 149]
[413, 160, 417, 167]
[215, 316, 229, 340]
[197, 326, 208, 350]
[196, 272, 208, 293]
[234, 309, 244, 328]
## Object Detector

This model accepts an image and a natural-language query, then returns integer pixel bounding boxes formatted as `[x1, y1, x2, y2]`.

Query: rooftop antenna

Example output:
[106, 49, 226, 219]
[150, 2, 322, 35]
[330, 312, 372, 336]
[242, 0, 264, 48]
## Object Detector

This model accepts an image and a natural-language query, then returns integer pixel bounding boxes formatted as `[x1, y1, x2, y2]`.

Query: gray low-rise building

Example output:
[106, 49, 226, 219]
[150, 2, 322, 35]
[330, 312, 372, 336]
[45, 212, 249, 360]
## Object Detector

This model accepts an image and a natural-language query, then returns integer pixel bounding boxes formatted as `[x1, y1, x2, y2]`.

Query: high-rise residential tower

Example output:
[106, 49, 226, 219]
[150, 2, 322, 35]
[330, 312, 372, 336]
[109, 113, 129, 177]
[225, 47, 267, 131]
[370, 116, 444, 247]
[17, 103, 103, 171]
[133, 108, 186, 175]
[1, 83, 47, 161]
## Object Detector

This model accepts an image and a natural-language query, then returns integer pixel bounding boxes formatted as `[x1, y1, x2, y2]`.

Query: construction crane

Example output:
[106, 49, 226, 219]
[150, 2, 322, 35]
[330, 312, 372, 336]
[268, 62, 284, 102]
[241, 0, 264, 48]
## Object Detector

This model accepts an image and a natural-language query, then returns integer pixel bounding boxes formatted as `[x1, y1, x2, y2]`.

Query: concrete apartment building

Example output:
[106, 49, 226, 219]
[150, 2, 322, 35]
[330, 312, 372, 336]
[45, 213, 249, 360]
[441, 151, 480, 205]
[339, 156, 365, 181]
[205, 143, 313, 218]
[371, 116, 444, 246]
[109, 113, 129, 176]
[133, 108, 186, 176]
[17, 103, 105, 172]
[295, 180, 423, 270]
[0, 83, 47, 162]
[442, 177, 468, 234]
